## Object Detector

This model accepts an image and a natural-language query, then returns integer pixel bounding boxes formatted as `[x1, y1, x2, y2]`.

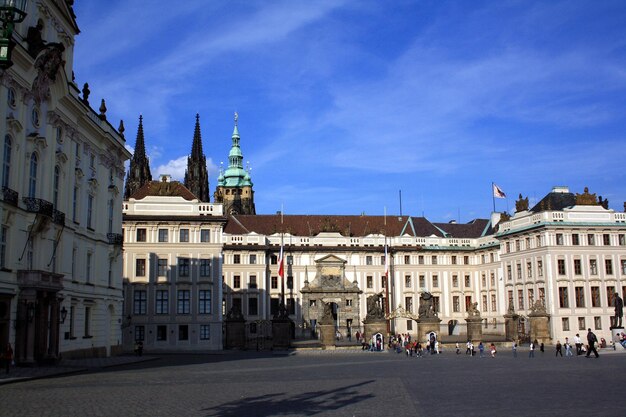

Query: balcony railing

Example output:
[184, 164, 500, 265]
[52, 209, 65, 226]
[22, 197, 53, 217]
[107, 233, 123, 245]
[1, 186, 18, 206]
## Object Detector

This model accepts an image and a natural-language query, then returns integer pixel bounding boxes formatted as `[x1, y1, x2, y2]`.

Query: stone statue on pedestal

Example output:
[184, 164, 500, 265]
[614, 293, 623, 328]
[418, 292, 437, 319]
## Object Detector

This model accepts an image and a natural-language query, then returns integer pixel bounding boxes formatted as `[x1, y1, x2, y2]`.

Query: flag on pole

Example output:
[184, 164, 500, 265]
[278, 244, 284, 279]
[492, 183, 506, 199]
[384, 242, 389, 278]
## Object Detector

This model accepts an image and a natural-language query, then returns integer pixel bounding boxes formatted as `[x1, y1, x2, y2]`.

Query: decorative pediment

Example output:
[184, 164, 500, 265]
[108, 184, 120, 196]
[88, 177, 99, 192]
[6, 115, 23, 133]
[26, 132, 48, 151]
[55, 150, 68, 165]
[75, 167, 84, 179]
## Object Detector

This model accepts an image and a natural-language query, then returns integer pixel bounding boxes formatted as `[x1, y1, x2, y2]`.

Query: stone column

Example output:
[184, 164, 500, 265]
[416, 318, 442, 343]
[363, 319, 387, 344]
[224, 318, 246, 349]
[503, 312, 519, 342]
[318, 324, 336, 348]
[271, 318, 292, 349]
[528, 313, 551, 344]
[465, 317, 483, 343]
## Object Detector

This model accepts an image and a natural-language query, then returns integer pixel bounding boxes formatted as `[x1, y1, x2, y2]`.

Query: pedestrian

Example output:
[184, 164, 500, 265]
[470, 342, 475, 356]
[478, 342, 485, 358]
[574, 333, 582, 355]
[555, 340, 563, 357]
[540, 342, 545, 353]
[355, 330, 361, 343]
[4, 343, 13, 374]
[490, 343, 497, 358]
[529, 341, 535, 358]
[585, 328, 599, 358]
[455, 342, 460, 355]
[466, 340, 471, 355]
[564, 337, 573, 357]
[512, 342, 518, 358]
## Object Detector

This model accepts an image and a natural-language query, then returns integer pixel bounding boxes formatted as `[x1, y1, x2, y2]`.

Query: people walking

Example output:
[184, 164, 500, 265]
[529, 341, 535, 358]
[512, 342, 518, 358]
[456, 342, 460, 354]
[564, 338, 573, 357]
[555, 340, 563, 357]
[490, 343, 497, 358]
[585, 328, 599, 358]
[479, 342, 485, 358]
[466, 340, 471, 355]
[574, 333, 582, 355]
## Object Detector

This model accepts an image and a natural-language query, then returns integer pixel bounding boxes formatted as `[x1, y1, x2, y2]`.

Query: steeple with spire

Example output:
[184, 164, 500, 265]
[124, 115, 152, 200]
[214, 112, 255, 214]
[184, 114, 210, 202]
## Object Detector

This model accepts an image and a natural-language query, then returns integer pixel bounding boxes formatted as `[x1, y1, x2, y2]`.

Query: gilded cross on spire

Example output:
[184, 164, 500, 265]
[234, 111, 238, 126]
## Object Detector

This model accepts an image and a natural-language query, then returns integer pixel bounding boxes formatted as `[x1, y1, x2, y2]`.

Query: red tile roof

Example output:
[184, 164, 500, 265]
[129, 180, 198, 201]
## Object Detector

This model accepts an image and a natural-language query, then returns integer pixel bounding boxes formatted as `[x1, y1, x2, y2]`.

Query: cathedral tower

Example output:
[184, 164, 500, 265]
[184, 114, 210, 202]
[124, 115, 152, 200]
[214, 113, 256, 214]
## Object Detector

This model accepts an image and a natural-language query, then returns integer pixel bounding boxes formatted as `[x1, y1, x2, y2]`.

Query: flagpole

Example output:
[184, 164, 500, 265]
[492, 182, 496, 213]
[384, 236, 390, 335]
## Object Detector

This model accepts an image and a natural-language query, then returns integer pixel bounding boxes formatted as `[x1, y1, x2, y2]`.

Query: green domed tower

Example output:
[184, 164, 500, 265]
[214, 113, 256, 214]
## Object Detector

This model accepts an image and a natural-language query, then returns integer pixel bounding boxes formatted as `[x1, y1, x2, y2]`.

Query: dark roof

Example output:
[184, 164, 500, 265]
[433, 219, 491, 238]
[224, 215, 446, 238]
[530, 192, 576, 212]
[129, 180, 198, 201]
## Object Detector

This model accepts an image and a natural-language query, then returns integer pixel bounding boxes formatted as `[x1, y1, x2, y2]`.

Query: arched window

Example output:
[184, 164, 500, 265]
[28, 152, 38, 198]
[2, 135, 11, 188]
[53, 165, 60, 208]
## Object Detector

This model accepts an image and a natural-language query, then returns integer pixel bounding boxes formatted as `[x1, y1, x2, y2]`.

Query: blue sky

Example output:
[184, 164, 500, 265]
[72, 1, 626, 222]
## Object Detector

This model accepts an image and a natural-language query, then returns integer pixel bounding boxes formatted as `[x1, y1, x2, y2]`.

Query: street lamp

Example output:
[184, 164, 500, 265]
[0, 0, 28, 69]
[60, 306, 68, 324]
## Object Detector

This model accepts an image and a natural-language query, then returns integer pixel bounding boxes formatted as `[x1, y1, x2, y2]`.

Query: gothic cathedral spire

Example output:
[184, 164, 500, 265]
[184, 114, 210, 202]
[124, 115, 152, 200]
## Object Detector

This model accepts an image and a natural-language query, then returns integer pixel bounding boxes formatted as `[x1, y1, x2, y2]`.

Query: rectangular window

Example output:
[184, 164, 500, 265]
[86, 252, 92, 283]
[516, 263, 522, 280]
[233, 254, 241, 264]
[134, 325, 144, 342]
[556, 233, 563, 245]
[578, 317, 586, 331]
[603, 234, 611, 246]
[574, 259, 582, 275]
[528, 289, 534, 306]
[419, 275, 425, 288]
[405, 275, 411, 288]
[158, 229, 168, 242]
[518, 290, 524, 309]
[527, 262, 533, 278]
[508, 290, 514, 309]
[590, 259, 598, 275]
[72, 186, 79, 222]
[366, 276, 373, 288]
[84, 306, 91, 337]
[538, 260, 543, 277]
[464, 256, 469, 265]
[453, 296, 460, 312]
[404, 255, 410, 265]
[178, 325, 189, 341]
[507, 265, 512, 281]
[133, 290, 147, 315]
[136, 258, 146, 277]
[418, 255, 424, 265]
[432, 256, 437, 265]
[619, 234, 626, 246]
[491, 294, 497, 312]
[200, 325, 210, 340]
[271, 276, 278, 289]
[157, 258, 168, 276]
[451, 255, 457, 265]
[558, 259, 566, 275]
[136, 228, 147, 242]
[622, 260, 626, 275]
[465, 275, 471, 287]
[366, 256, 372, 265]
[156, 290, 168, 314]
[591, 286, 600, 307]
[483, 295, 488, 312]
[346, 299, 353, 307]
[199, 290, 211, 314]
[86, 195, 94, 229]
[588, 234, 595, 245]
[594, 316, 602, 330]
[157, 325, 167, 341]
[516, 240, 521, 251]
[270, 255, 277, 265]
[407, 320, 413, 331]
[405, 296, 413, 313]
[200, 259, 211, 277]
[250, 275, 258, 289]
[178, 258, 190, 277]
[605, 259, 613, 275]
[452, 275, 458, 287]
[490, 273, 495, 286]
[575, 287, 585, 308]
[179, 229, 189, 242]
[249, 254, 257, 264]
[177, 290, 190, 314]
[562, 317, 570, 331]
[572, 234, 580, 245]
[559, 287, 569, 308]
[200, 229, 210, 242]
[433, 296, 440, 313]
[607, 286, 616, 308]
[233, 275, 241, 288]
[381, 276, 386, 288]
[432, 275, 439, 288]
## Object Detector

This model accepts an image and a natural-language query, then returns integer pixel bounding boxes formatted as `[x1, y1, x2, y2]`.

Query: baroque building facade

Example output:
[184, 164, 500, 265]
[0, 0, 131, 363]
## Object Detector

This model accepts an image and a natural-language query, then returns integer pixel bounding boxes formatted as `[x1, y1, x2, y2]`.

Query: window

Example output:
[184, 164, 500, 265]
[464, 256, 469, 265]
[157, 258, 168, 277]
[200, 325, 210, 340]
[249, 254, 256, 264]
[179, 229, 189, 242]
[178, 258, 190, 277]
[587, 234, 595, 245]
[482, 274, 486, 287]
[451, 255, 457, 265]
[491, 294, 497, 312]
[528, 289, 534, 305]
[432, 275, 439, 288]
[136, 228, 147, 242]
[200, 259, 211, 277]
[508, 290, 514, 308]
[0, 226, 7, 269]
[490, 273, 495, 286]
[309, 300, 316, 307]
[366, 276, 373, 288]
[405, 275, 411, 288]
[603, 234, 610, 245]
[527, 262, 532, 278]
[86, 252, 92, 283]
[578, 317, 586, 330]
[590, 259, 597, 275]
[407, 320, 413, 331]
[32, 107, 40, 127]
[557, 259, 566, 275]
[607, 286, 616, 307]
[366, 256, 372, 265]
[233, 254, 241, 264]
[133, 290, 147, 314]
[233, 275, 241, 288]
[507, 265, 512, 281]
[591, 286, 600, 307]
[72, 186, 79, 222]
[516, 264, 522, 280]
[574, 259, 582, 275]
[136, 259, 146, 277]
[464, 275, 471, 287]
[156, 290, 168, 314]
[405, 297, 413, 312]
[433, 296, 440, 312]
[7, 87, 15, 108]
[516, 240, 521, 251]
[107, 199, 114, 234]
[199, 290, 211, 314]
[158, 229, 168, 242]
[572, 234, 580, 245]
[505, 242, 510, 253]
[134, 326, 144, 342]
[556, 233, 563, 245]
[86, 194, 94, 229]
[483, 295, 488, 311]
[178, 325, 189, 341]
[157, 325, 167, 341]
[419, 275, 425, 288]
[605, 259, 613, 275]
[404, 255, 410, 264]
[622, 259, 626, 275]
[562, 318, 570, 331]
[271, 276, 278, 289]
[518, 290, 524, 309]
[28, 152, 37, 198]
[575, 287, 585, 308]
[431, 256, 437, 265]
[594, 316, 602, 330]
[558, 287, 569, 308]
[270, 255, 277, 264]
[453, 296, 460, 312]
[200, 229, 210, 242]
[537, 260, 543, 277]
[418, 255, 424, 265]
[287, 297, 295, 315]
[177, 290, 190, 314]
[249, 275, 257, 289]
[465, 296, 472, 311]
[381, 276, 386, 288]
[452, 275, 458, 287]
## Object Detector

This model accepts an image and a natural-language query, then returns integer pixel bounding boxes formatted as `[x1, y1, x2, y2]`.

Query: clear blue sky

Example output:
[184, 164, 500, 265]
[72, 1, 626, 222]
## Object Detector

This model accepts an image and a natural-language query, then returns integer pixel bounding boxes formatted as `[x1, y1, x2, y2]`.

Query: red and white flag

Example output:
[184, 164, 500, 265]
[493, 183, 506, 199]
[278, 244, 285, 278]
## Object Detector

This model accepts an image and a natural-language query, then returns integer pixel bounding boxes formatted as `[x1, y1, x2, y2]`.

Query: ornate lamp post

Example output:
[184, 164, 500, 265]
[0, 0, 28, 69]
